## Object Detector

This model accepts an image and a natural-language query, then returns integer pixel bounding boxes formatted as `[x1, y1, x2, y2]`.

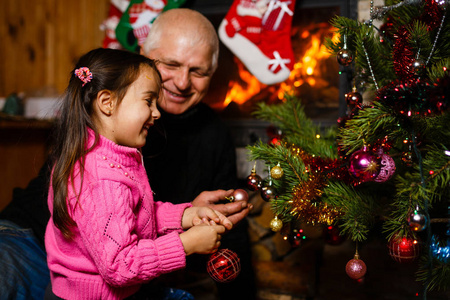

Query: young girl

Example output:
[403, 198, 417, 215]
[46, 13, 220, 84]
[45, 48, 232, 300]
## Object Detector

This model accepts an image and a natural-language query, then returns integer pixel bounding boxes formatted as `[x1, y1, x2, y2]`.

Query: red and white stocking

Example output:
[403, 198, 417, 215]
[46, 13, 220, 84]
[128, 0, 167, 47]
[101, 0, 130, 49]
[219, 0, 295, 85]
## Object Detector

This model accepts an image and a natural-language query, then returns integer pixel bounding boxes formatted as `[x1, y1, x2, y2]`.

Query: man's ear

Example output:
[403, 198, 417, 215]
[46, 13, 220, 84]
[96, 90, 115, 116]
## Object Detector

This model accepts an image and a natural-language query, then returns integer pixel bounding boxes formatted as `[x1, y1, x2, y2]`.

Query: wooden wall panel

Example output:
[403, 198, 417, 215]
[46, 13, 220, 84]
[0, 0, 110, 97]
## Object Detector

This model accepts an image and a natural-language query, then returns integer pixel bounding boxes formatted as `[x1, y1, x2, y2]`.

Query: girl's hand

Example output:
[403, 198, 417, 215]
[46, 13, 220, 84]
[192, 190, 253, 226]
[179, 224, 226, 255]
[182, 207, 233, 230]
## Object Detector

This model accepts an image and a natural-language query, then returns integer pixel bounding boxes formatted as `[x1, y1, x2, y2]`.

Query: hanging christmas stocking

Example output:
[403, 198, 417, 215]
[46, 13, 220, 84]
[100, 0, 130, 49]
[219, 0, 295, 85]
[115, 0, 186, 52]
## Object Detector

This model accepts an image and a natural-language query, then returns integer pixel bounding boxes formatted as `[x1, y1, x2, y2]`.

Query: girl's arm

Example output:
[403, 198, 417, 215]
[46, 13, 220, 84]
[73, 180, 186, 287]
[153, 201, 191, 235]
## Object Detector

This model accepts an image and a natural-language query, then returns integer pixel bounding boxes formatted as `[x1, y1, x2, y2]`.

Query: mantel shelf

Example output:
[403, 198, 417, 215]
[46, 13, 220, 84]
[0, 113, 53, 130]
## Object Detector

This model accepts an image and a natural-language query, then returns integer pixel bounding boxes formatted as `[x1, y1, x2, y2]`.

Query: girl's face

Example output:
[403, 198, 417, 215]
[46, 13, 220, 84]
[110, 66, 161, 148]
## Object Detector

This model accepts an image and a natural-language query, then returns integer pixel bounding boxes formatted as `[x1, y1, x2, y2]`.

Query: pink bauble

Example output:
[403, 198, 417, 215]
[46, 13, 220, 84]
[207, 249, 241, 283]
[374, 153, 396, 182]
[345, 257, 367, 280]
[348, 147, 381, 182]
[233, 189, 249, 202]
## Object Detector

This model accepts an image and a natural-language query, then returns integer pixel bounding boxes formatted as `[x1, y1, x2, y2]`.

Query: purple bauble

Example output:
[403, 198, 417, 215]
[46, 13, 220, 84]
[348, 146, 381, 182]
[374, 153, 396, 182]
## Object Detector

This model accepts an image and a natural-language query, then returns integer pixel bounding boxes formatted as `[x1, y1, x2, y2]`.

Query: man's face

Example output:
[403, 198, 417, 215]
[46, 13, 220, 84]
[146, 35, 215, 115]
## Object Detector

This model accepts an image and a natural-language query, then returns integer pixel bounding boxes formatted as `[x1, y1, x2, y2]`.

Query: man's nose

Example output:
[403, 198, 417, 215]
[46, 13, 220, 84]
[173, 68, 191, 91]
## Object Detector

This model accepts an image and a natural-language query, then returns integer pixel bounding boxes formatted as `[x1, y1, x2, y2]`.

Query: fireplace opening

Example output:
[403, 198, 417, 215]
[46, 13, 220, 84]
[197, 0, 357, 124]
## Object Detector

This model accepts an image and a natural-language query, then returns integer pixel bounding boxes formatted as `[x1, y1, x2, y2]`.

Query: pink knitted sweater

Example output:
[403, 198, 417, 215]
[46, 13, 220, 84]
[45, 129, 191, 300]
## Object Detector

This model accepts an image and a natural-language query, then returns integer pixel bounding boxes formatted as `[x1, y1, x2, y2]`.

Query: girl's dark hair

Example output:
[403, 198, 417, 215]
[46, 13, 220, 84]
[50, 47, 161, 239]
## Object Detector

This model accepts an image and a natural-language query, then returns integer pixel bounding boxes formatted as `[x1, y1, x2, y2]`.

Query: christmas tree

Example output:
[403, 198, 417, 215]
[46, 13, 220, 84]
[246, 0, 449, 296]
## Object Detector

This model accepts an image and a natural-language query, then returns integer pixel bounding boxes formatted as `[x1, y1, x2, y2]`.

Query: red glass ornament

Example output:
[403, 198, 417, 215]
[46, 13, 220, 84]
[269, 136, 283, 146]
[388, 234, 420, 263]
[345, 254, 367, 280]
[337, 48, 354, 66]
[207, 249, 241, 283]
[246, 168, 262, 191]
[232, 189, 248, 202]
[345, 86, 363, 111]
[348, 146, 381, 182]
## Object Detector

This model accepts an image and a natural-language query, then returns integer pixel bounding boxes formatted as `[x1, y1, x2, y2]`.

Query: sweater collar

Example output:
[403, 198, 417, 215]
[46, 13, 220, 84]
[87, 128, 142, 168]
[157, 103, 205, 128]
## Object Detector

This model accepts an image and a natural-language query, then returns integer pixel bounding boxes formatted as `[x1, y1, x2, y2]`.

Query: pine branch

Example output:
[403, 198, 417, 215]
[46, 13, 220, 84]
[417, 255, 450, 291]
[324, 181, 378, 242]
[251, 96, 337, 158]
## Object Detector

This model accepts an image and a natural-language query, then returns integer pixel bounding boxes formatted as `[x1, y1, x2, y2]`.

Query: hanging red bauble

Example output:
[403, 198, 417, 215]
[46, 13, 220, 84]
[348, 146, 381, 182]
[345, 253, 367, 280]
[246, 166, 262, 191]
[345, 86, 363, 111]
[388, 234, 420, 263]
[207, 249, 241, 283]
[374, 153, 396, 182]
[323, 225, 345, 245]
[337, 48, 354, 66]
[269, 136, 283, 146]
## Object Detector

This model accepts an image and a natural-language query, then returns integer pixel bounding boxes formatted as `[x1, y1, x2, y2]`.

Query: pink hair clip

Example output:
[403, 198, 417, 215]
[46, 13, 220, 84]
[74, 67, 93, 87]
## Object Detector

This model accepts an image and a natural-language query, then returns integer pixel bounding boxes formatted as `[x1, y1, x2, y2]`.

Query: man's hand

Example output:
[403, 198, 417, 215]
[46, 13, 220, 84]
[192, 189, 253, 226]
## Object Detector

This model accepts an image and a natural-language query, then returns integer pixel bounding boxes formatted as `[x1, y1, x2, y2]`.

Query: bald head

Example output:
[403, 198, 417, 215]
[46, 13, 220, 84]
[142, 9, 219, 71]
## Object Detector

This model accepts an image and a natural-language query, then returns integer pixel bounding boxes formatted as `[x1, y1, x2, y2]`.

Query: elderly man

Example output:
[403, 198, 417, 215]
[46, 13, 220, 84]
[140, 8, 256, 300]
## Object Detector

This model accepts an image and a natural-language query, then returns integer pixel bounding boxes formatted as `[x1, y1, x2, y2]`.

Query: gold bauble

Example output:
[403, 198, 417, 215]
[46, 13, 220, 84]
[270, 164, 284, 179]
[270, 216, 283, 232]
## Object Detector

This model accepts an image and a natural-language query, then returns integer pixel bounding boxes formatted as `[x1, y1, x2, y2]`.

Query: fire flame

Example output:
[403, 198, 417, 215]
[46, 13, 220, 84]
[223, 27, 340, 109]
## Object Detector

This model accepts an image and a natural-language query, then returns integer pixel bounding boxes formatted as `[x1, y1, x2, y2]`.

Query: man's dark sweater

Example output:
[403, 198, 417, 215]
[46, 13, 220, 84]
[141, 102, 256, 299]
[142, 102, 238, 203]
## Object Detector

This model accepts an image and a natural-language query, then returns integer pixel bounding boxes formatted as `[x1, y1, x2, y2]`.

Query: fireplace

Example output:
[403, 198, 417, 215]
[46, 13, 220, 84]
[187, 0, 358, 177]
